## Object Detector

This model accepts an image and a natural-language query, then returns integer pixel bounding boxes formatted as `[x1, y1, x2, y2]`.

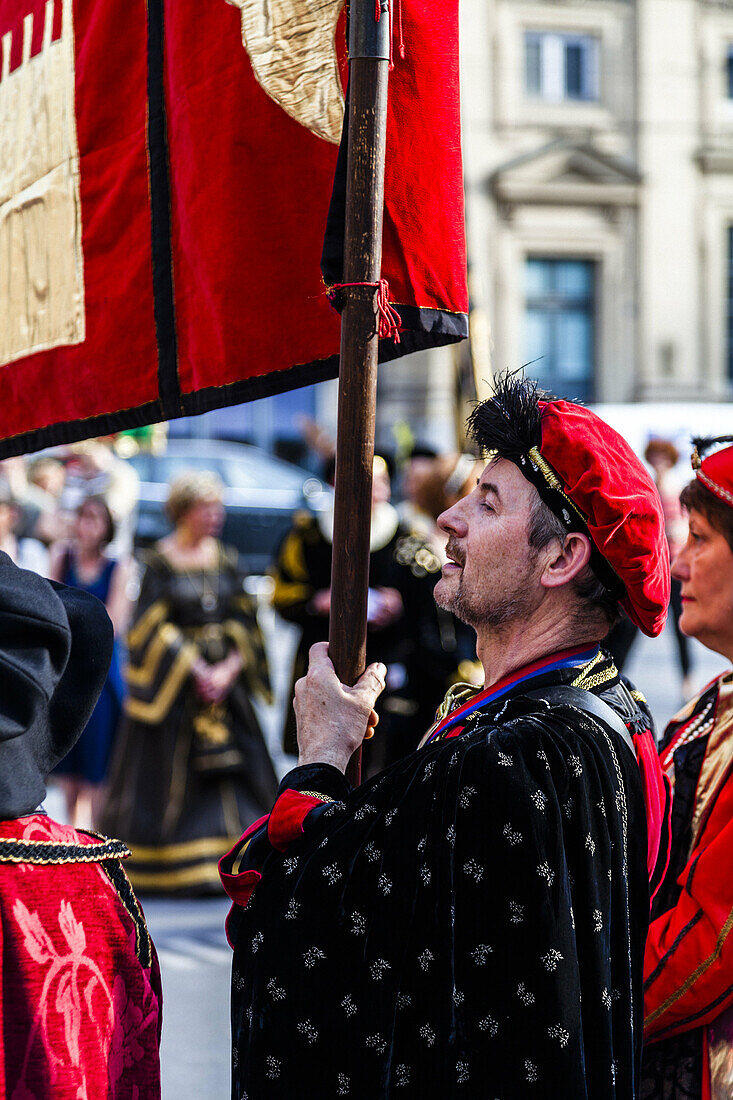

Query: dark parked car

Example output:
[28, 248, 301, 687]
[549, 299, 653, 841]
[126, 439, 331, 574]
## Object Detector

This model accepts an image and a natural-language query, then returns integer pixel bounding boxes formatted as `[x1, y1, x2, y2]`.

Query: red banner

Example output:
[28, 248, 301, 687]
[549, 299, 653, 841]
[0, 0, 467, 456]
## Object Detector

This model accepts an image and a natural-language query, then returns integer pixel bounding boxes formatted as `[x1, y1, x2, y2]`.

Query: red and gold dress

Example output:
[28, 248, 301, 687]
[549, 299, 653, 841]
[0, 813, 161, 1099]
[642, 673, 733, 1100]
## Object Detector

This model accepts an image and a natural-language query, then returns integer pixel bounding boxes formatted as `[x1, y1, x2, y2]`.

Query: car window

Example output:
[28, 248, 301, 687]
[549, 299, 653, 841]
[222, 456, 307, 492]
[151, 456, 227, 483]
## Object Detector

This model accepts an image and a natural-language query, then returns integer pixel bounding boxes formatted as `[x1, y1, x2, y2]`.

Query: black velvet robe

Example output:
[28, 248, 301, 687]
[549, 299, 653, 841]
[225, 659, 652, 1098]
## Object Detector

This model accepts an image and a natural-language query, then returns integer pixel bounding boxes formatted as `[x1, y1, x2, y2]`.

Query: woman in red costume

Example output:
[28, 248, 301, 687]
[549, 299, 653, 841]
[642, 436, 733, 1100]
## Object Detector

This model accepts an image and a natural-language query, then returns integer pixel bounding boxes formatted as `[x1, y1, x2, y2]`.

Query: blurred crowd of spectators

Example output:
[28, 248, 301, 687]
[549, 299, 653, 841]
[3, 426, 696, 859]
[0, 440, 140, 573]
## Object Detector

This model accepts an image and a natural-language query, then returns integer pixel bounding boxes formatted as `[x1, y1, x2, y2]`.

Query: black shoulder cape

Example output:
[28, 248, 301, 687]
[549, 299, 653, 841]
[227, 661, 651, 1098]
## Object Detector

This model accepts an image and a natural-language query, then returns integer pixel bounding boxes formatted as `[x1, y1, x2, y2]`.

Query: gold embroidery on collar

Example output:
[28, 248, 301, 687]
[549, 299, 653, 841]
[572, 652, 618, 693]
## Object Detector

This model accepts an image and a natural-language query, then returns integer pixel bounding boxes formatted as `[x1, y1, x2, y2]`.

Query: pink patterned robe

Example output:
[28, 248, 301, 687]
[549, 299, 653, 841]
[0, 814, 161, 1099]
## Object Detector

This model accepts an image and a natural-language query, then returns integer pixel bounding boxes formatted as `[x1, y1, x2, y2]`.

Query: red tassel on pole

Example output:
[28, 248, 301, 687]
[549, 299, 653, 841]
[327, 279, 402, 343]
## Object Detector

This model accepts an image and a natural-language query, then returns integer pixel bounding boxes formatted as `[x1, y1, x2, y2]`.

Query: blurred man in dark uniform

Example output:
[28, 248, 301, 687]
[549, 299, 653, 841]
[271, 455, 466, 769]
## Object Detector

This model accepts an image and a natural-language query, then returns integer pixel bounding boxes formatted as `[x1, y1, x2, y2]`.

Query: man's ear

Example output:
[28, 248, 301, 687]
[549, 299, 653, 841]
[539, 532, 593, 590]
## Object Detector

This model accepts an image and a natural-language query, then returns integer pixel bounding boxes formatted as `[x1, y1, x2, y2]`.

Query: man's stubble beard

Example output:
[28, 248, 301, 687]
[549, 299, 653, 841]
[434, 556, 540, 631]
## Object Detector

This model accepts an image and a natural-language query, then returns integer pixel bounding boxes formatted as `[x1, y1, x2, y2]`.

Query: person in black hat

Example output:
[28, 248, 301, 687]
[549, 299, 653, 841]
[0, 552, 161, 1098]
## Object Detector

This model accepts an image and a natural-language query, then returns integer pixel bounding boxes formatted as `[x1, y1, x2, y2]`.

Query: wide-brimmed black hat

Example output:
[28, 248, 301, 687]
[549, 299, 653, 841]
[0, 551, 113, 820]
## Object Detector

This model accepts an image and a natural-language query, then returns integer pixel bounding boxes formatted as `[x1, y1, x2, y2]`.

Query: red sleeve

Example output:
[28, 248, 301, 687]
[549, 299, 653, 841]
[633, 728, 672, 901]
[644, 772, 733, 1041]
[219, 789, 337, 944]
[267, 789, 330, 852]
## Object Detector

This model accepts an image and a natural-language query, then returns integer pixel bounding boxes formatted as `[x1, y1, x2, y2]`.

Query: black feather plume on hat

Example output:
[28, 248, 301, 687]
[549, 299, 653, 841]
[466, 372, 549, 459]
[465, 373, 623, 599]
[690, 435, 733, 460]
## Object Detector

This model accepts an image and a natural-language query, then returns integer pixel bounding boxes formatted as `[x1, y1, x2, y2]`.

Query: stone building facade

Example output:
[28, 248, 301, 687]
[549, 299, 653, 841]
[461, 0, 733, 402]
[203, 0, 733, 456]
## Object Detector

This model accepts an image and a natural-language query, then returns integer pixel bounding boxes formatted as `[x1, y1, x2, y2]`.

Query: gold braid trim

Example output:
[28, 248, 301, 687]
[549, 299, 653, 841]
[645, 902, 733, 1028]
[127, 599, 167, 650]
[571, 652, 619, 693]
[696, 469, 733, 508]
[435, 682, 480, 724]
[124, 643, 198, 723]
[571, 649, 603, 687]
[125, 623, 183, 688]
[576, 664, 618, 692]
[528, 447, 588, 524]
[130, 836, 238, 863]
[99, 860, 153, 968]
[0, 837, 130, 864]
[296, 791, 335, 803]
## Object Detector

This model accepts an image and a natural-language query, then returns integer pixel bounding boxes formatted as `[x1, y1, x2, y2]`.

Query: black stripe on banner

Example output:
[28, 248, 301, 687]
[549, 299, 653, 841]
[0, 402, 163, 461]
[0, 306, 466, 458]
[179, 307, 468, 419]
[146, 0, 181, 420]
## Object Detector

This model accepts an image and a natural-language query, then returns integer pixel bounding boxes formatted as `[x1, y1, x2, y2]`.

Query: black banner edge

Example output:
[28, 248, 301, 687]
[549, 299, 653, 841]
[0, 309, 467, 459]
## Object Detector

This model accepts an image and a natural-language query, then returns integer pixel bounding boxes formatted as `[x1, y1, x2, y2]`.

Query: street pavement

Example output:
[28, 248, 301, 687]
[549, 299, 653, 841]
[46, 607, 730, 1099]
[144, 895, 232, 1100]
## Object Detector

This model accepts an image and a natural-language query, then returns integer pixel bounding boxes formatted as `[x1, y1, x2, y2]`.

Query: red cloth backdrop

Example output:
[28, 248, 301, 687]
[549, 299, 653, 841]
[0, 0, 467, 457]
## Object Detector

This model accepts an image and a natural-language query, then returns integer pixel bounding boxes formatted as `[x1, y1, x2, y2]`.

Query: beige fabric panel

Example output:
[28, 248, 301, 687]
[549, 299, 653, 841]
[227, 0, 344, 145]
[0, 0, 85, 368]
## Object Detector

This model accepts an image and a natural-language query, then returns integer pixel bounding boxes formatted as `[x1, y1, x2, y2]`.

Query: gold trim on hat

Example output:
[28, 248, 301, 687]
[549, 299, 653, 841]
[696, 468, 733, 508]
[527, 446, 588, 525]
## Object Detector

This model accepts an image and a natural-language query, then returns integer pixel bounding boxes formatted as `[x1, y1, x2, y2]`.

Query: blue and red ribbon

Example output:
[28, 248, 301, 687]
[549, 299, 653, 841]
[424, 644, 600, 745]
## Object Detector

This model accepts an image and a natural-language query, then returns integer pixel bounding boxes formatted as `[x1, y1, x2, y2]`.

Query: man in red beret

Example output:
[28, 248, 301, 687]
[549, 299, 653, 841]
[222, 374, 671, 1098]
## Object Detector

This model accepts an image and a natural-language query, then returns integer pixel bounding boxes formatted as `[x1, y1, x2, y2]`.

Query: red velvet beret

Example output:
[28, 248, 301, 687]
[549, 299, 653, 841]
[536, 401, 670, 637]
[693, 443, 733, 509]
[466, 377, 671, 637]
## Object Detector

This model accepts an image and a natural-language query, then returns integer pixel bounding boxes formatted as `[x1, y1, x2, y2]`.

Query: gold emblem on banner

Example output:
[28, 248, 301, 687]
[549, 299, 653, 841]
[226, 0, 345, 145]
[0, 0, 85, 368]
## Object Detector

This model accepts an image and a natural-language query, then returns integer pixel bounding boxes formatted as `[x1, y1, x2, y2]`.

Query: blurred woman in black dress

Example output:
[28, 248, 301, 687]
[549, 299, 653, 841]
[101, 471, 277, 895]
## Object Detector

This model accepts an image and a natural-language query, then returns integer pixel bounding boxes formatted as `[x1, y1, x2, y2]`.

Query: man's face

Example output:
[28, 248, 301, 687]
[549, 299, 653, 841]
[434, 458, 544, 629]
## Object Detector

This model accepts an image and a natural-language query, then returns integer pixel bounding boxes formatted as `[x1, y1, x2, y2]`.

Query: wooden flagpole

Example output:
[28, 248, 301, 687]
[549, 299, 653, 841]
[328, 0, 391, 786]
